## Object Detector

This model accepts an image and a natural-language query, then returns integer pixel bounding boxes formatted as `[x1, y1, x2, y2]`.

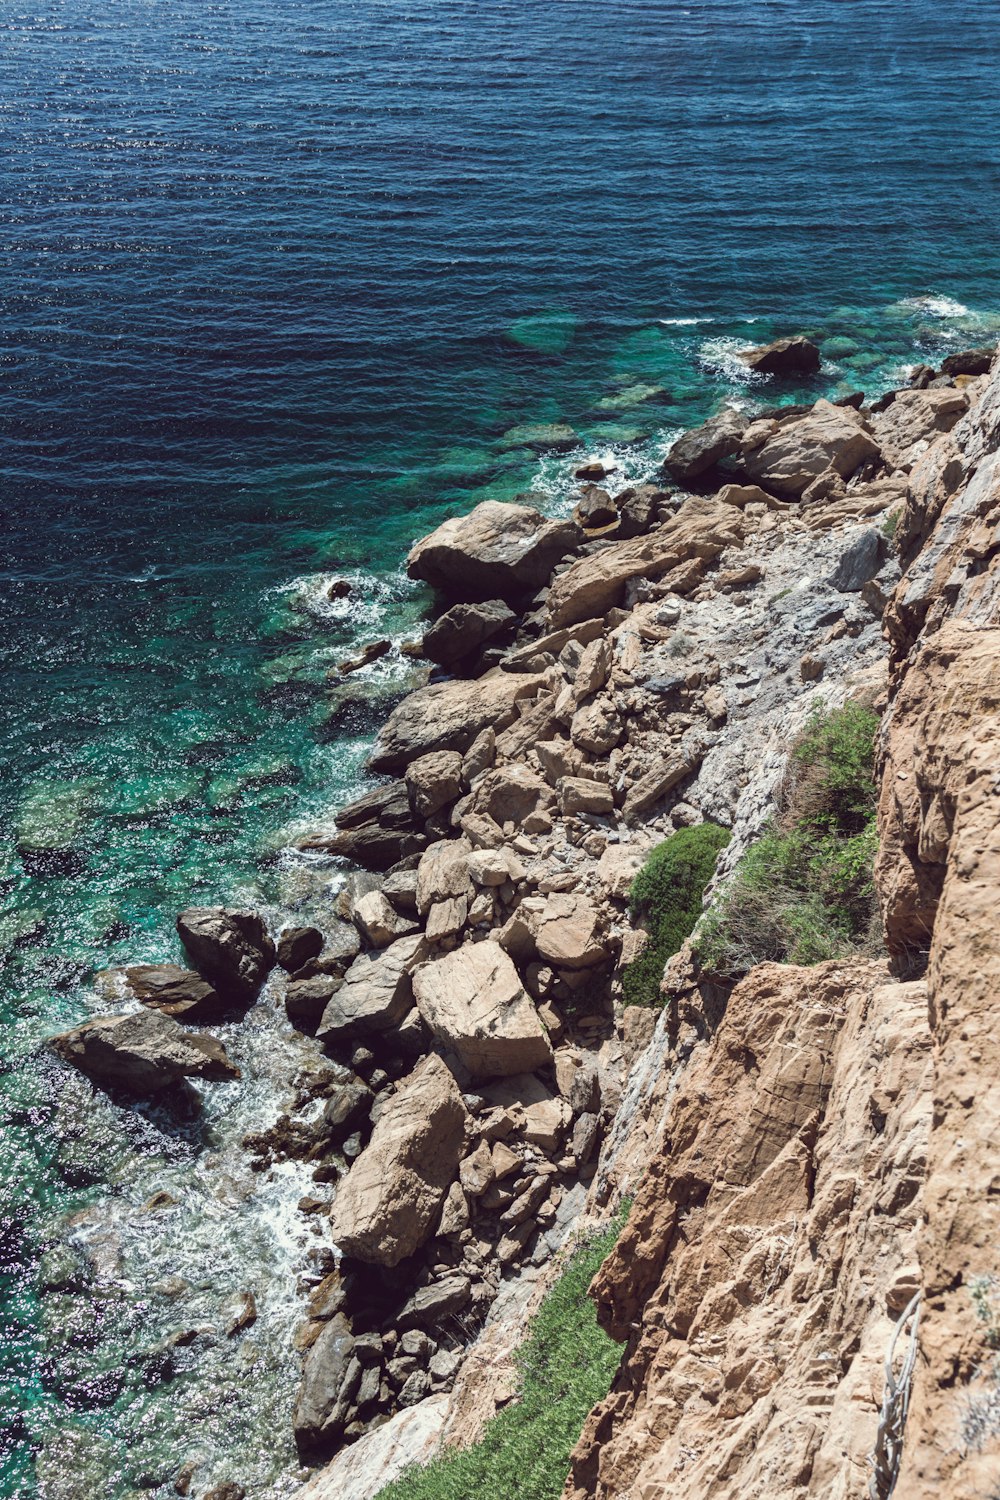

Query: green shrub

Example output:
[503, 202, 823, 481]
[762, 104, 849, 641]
[374, 1215, 627, 1500]
[622, 823, 731, 1007]
[695, 701, 881, 978]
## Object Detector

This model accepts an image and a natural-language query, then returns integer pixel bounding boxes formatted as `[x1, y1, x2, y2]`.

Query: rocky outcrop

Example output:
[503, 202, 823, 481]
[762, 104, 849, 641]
[175, 906, 275, 1003]
[119, 963, 221, 1020]
[368, 673, 539, 773]
[50, 1009, 240, 1093]
[740, 335, 821, 376]
[741, 399, 881, 497]
[407, 499, 581, 604]
[328, 1055, 468, 1267]
[663, 408, 748, 483]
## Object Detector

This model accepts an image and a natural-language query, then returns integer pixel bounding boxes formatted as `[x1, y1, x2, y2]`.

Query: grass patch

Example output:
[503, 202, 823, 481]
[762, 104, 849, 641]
[622, 823, 731, 1007]
[374, 1216, 627, 1500]
[695, 701, 880, 977]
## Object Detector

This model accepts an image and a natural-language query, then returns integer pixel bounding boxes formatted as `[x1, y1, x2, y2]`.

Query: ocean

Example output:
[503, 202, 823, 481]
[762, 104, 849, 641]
[2, 1, 999, 1494]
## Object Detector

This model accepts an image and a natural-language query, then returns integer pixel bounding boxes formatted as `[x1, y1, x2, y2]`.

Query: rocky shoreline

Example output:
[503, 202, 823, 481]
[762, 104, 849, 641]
[46, 334, 999, 1500]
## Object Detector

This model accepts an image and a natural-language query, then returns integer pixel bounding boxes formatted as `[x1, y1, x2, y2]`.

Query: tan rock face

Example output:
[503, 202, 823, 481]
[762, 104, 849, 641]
[329, 1054, 468, 1267]
[369, 673, 538, 773]
[412, 940, 553, 1080]
[532, 894, 607, 970]
[565, 962, 931, 1500]
[741, 399, 881, 498]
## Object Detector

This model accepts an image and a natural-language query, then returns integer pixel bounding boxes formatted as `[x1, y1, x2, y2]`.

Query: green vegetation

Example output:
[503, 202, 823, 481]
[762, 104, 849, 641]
[695, 700, 881, 976]
[375, 1216, 627, 1500]
[622, 823, 731, 1007]
[882, 507, 901, 542]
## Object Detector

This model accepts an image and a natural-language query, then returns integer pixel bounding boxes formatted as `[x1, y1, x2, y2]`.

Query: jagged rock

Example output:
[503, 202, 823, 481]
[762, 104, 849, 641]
[466, 846, 524, 886]
[175, 907, 275, 1003]
[828, 527, 883, 592]
[663, 408, 748, 483]
[545, 497, 746, 628]
[407, 500, 581, 605]
[369, 674, 538, 774]
[290, 1394, 450, 1500]
[437, 1181, 470, 1235]
[329, 1056, 468, 1267]
[416, 838, 473, 915]
[412, 940, 553, 1079]
[532, 894, 607, 970]
[120, 964, 221, 1021]
[422, 600, 517, 669]
[301, 781, 425, 871]
[323, 1080, 373, 1133]
[293, 1312, 359, 1454]
[570, 697, 624, 755]
[50, 1010, 240, 1093]
[405, 751, 465, 818]
[575, 460, 614, 481]
[458, 1140, 496, 1196]
[739, 335, 821, 375]
[381, 869, 419, 914]
[622, 744, 702, 822]
[336, 639, 392, 675]
[317, 934, 424, 1044]
[741, 400, 882, 498]
[352, 890, 420, 948]
[276, 926, 324, 973]
[396, 1274, 472, 1330]
[472, 763, 554, 826]
[869, 386, 967, 471]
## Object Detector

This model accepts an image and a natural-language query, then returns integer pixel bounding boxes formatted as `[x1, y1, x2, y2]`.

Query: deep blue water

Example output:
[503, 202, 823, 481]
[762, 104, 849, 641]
[2, 1, 1000, 1495]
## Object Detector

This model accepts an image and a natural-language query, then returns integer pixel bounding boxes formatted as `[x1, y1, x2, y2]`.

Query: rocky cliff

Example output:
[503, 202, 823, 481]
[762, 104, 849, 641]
[265, 342, 998, 1500]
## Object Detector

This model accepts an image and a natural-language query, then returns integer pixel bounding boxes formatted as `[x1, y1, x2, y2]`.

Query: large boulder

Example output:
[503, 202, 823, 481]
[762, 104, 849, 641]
[412, 940, 553, 1080]
[422, 600, 517, 669]
[545, 498, 746, 628]
[663, 409, 748, 484]
[316, 934, 425, 1044]
[49, 1010, 240, 1093]
[740, 336, 821, 375]
[292, 1312, 358, 1456]
[532, 894, 608, 970]
[120, 964, 221, 1021]
[175, 907, 275, 1003]
[407, 500, 581, 604]
[329, 1054, 468, 1267]
[368, 673, 538, 774]
[741, 400, 881, 499]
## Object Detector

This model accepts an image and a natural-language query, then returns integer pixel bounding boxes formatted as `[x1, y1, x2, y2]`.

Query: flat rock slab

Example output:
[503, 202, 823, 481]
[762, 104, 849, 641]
[120, 963, 221, 1020]
[369, 673, 539, 774]
[329, 1054, 468, 1267]
[413, 940, 553, 1080]
[741, 400, 881, 498]
[317, 934, 425, 1043]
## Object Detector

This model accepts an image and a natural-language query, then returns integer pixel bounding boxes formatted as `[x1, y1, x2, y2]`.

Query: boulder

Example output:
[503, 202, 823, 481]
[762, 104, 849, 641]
[329, 1055, 468, 1267]
[120, 964, 221, 1021]
[558, 777, 615, 816]
[293, 1312, 359, 1454]
[532, 894, 607, 970]
[663, 409, 748, 484]
[175, 907, 275, 1003]
[407, 501, 582, 605]
[317, 934, 425, 1044]
[286, 975, 343, 1030]
[352, 890, 420, 948]
[412, 940, 553, 1080]
[299, 781, 425, 872]
[574, 486, 618, 530]
[276, 926, 324, 973]
[50, 1010, 240, 1093]
[940, 347, 994, 377]
[369, 674, 538, 774]
[741, 400, 881, 499]
[405, 751, 464, 818]
[545, 498, 746, 628]
[416, 838, 473, 916]
[740, 336, 821, 375]
[422, 600, 517, 669]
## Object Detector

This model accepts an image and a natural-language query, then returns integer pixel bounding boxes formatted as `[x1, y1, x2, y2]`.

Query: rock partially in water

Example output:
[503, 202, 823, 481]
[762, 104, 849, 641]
[176, 906, 275, 1003]
[293, 1311, 359, 1455]
[740, 334, 821, 375]
[422, 599, 517, 670]
[407, 499, 581, 605]
[49, 1010, 240, 1094]
[663, 408, 748, 483]
[120, 963, 221, 1020]
[276, 925, 324, 973]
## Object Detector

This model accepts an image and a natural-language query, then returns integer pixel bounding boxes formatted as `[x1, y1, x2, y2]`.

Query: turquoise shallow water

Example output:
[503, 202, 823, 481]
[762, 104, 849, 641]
[2, 1, 1000, 1494]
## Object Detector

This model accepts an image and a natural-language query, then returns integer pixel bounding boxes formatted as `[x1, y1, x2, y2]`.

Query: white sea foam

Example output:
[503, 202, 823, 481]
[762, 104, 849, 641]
[898, 294, 971, 319]
[658, 316, 711, 327]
